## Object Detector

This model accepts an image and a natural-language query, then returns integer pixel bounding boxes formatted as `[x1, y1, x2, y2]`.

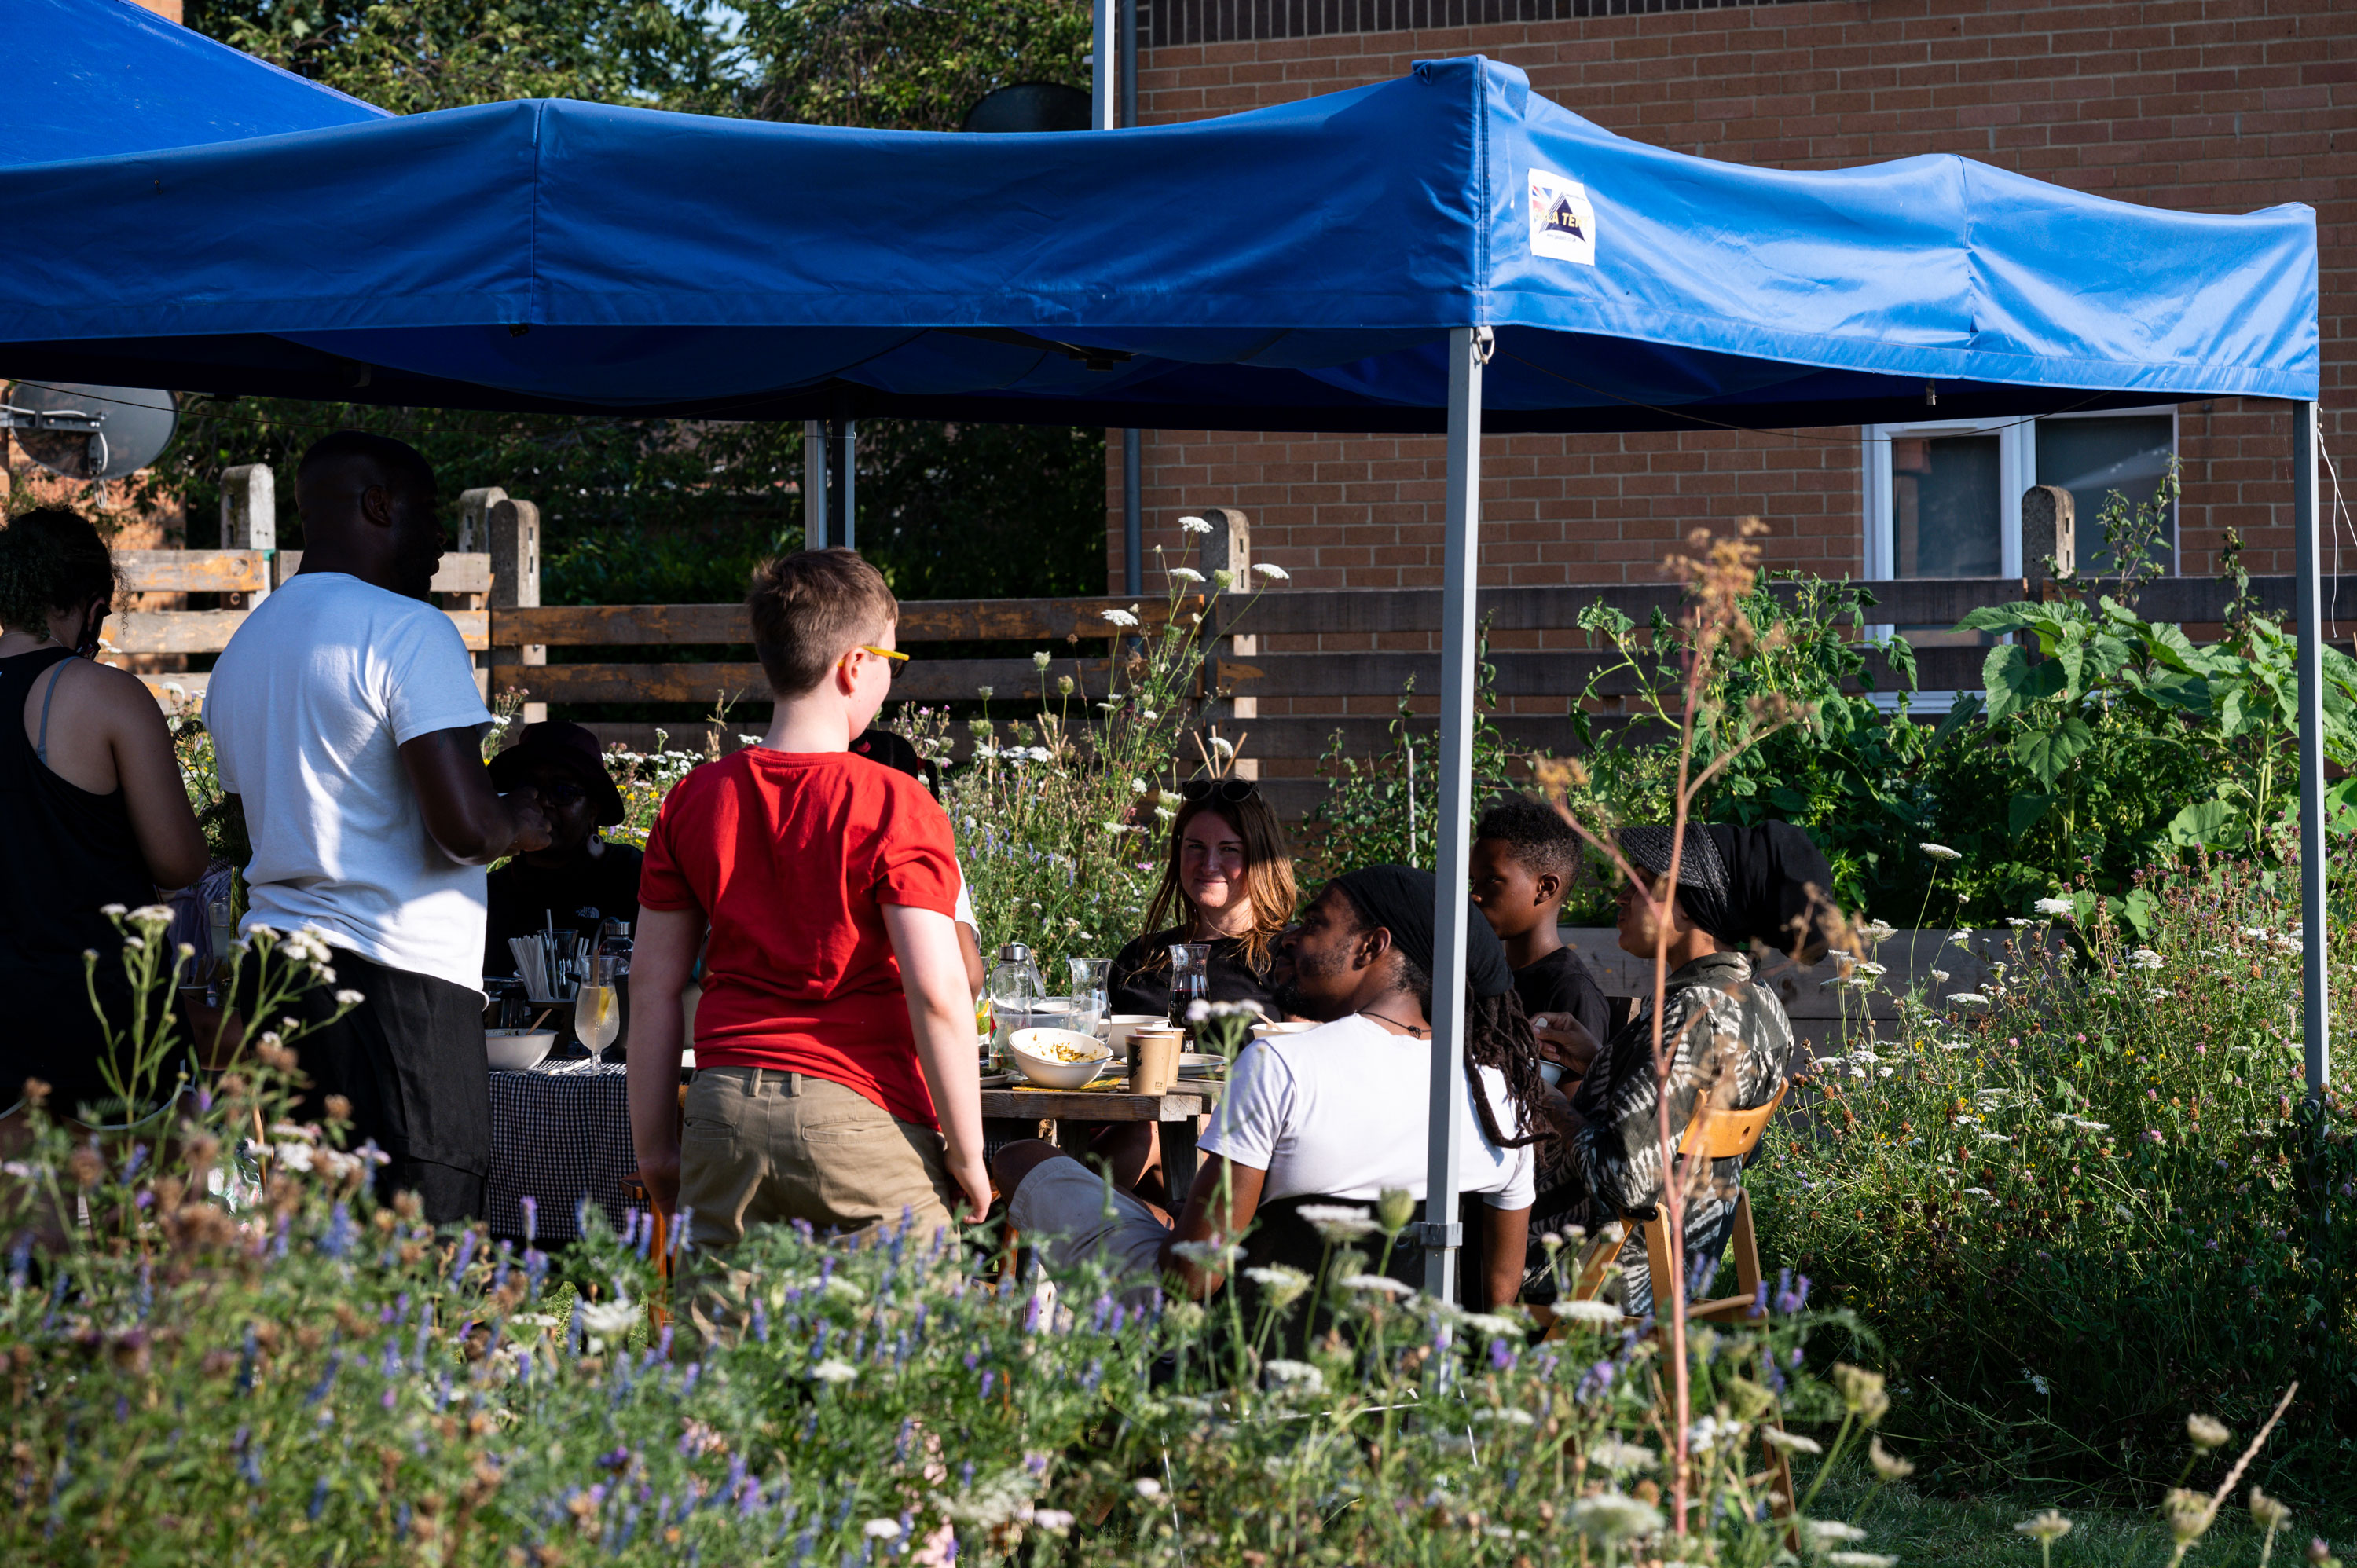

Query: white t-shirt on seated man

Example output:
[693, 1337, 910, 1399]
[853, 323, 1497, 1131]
[995, 870, 1538, 1312]
[1200, 1013, 1534, 1209]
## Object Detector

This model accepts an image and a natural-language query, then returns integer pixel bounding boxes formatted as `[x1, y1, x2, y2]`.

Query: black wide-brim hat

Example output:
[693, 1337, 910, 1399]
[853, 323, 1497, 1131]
[487, 720, 625, 828]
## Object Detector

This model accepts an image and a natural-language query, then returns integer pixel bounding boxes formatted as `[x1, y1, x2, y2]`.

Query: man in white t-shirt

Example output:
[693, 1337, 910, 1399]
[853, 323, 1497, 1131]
[207, 431, 550, 1222]
[993, 865, 1538, 1310]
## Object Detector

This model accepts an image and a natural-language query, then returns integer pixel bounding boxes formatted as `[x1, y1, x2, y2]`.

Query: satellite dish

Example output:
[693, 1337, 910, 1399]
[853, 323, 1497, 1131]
[2, 382, 178, 482]
[961, 82, 1092, 134]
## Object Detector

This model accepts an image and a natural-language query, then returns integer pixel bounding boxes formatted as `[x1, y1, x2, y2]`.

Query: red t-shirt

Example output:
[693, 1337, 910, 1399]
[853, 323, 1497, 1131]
[638, 749, 961, 1129]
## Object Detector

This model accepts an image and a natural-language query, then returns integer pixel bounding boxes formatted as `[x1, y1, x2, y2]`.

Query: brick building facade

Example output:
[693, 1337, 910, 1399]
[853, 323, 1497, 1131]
[1106, 0, 2348, 610]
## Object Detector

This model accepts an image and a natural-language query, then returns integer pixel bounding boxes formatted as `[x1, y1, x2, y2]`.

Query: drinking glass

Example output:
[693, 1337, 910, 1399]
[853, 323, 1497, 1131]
[575, 955, 621, 1054]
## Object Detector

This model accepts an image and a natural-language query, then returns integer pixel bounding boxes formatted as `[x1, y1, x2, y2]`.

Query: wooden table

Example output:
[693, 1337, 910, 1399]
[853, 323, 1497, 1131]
[980, 1079, 1225, 1208]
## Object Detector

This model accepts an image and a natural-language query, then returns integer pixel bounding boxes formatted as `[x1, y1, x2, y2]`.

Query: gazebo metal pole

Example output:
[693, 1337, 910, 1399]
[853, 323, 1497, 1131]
[2294, 399, 2329, 1095]
[838, 418, 858, 551]
[802, 419, 828, 550]
[1423, 324, 1487, 1300]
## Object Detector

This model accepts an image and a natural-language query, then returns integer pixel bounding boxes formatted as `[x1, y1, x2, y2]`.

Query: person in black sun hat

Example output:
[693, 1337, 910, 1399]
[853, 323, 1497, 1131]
[482, 720, 641, 969]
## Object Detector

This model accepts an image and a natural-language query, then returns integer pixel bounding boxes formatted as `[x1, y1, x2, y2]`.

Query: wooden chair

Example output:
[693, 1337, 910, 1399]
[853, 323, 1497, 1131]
[1556, 1079, 1788, 1324]
[1551, 1079, 1798, 1541]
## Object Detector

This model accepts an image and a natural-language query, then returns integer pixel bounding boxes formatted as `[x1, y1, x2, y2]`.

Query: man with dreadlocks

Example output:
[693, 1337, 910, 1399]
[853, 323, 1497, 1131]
[991, 864, 1546, 1310]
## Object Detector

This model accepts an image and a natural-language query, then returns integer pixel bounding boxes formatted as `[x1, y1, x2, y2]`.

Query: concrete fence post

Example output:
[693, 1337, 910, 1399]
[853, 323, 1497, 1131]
[219, 463, 274, 608]
[2022, 483, 2075, 589]
[1196, 507, 1256, 780]
[489, 497, 545, 725]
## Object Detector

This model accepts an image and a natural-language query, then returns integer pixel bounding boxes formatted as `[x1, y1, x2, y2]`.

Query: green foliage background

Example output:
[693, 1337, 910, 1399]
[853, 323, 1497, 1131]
[164, 0, 1105, 610]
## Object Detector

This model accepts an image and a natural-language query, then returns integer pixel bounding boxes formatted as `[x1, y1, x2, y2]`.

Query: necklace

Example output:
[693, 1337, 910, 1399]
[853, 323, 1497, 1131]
[1358, 1008, 1430, 1038]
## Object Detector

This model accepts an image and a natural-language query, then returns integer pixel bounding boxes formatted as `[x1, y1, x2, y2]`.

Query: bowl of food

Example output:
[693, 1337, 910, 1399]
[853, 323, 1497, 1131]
[1009, 1027, 1116, 1090]
[1103, 1014, 1165, 1050]
[1178, 1051, 1229, 1079]
[485, 1028, 557, 1072]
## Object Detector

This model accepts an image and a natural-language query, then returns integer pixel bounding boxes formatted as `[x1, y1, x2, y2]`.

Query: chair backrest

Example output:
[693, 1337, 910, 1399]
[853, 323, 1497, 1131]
[1675, 1078, 1790, 1160]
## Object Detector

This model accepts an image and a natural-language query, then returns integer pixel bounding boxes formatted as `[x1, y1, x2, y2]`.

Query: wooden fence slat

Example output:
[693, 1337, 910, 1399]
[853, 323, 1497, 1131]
[1215, 645, 1991, 699]
[486, 577, 2357, 652]
[116, 550, 270, 593]
[272, 551, 493, 595]
[113, 608, 489, 655]
[494, 658, 1117, 706]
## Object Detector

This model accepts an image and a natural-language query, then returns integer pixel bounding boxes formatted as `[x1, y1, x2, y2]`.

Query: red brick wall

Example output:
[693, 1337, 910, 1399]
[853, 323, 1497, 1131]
[1107, 0, 2350, 593]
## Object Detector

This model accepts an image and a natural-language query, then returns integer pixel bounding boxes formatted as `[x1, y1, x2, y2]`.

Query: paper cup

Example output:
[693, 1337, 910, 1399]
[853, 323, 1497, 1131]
[1130, 1030, 1183, 1094]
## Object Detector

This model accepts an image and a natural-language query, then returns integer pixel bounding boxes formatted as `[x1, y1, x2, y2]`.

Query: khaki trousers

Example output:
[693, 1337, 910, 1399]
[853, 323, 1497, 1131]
[677, 1065, 957, 1254]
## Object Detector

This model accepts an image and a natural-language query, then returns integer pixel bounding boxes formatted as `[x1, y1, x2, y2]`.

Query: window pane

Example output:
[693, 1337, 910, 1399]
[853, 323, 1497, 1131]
[2036, 415, 2174, 574]
[1893, 432, 2001, 578]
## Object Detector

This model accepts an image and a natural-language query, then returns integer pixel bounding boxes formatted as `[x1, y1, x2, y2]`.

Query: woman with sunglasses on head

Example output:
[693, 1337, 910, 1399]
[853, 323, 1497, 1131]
[0, 508, 210, 1132]
[1108, 775, 1298, 1022]
[482, 720, 642, 971]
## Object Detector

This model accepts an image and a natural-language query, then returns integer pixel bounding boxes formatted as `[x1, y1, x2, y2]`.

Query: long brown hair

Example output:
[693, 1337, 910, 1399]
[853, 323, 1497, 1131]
[1140, 792, 1298, 973]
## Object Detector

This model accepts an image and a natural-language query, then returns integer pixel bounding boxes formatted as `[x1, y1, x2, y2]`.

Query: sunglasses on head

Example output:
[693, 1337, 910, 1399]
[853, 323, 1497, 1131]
[1181, 777, 1259, 805]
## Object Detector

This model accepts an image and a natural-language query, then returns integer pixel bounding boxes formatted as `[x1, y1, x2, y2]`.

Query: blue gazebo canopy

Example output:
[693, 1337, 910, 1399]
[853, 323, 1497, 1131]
[0, 0, 2318, 430]
[7, 0, 2331, 1297]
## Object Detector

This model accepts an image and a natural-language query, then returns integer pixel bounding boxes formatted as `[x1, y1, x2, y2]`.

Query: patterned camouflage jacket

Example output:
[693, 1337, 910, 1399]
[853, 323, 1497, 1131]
[1543, 951, 1796, 1314]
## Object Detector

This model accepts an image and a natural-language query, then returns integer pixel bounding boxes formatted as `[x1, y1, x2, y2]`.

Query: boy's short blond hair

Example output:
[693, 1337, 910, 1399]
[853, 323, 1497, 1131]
[747, 548, 898, 697]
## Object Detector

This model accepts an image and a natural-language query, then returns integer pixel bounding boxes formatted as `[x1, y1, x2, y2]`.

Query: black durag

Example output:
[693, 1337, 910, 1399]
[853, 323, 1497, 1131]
[1617, 821, 1839, 962]
[1325, 865, 1513, 999]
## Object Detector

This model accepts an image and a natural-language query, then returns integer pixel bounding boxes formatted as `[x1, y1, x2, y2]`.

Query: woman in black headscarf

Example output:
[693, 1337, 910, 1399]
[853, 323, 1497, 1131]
[1523, 822, 1818, 1315]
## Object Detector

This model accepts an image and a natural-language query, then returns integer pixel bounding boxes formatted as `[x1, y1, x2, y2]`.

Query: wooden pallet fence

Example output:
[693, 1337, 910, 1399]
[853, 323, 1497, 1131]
[115, 548, 493, 705]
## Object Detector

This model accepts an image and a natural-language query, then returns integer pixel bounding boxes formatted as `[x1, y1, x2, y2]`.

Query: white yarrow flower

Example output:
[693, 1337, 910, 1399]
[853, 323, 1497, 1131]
[2128, 947, 2165, 969]
[1032, 650, 1052, 669]
[808, 1358, 859, 1385]
[1263, 1358, 1325, 1396]
[1587, 1438, 1658, 1472]
[1947, 991, 1990, 1006]
[1919, 841, 1963, 861]
[1294, 1203, 1379, 1241]
[1340, 1273, 1414, 1298]
[1555, 1299, 1622, 1325]
[1100, 607, 1140, 628]
[863, 1518, 904, 1539]
[1178, 515, 1214, 533]
[1805, 1520, 1870, 1545]
[1761, 1428, 1824, 1454]
[1570, 1491, 1664, 1543]
[1169, 566, 1205, 583]
[1252, 562, 1288, 581]
[577, 1298, 640, 1339]
[2033, 896, 2075, 917]
[333, 989, 365, 1006]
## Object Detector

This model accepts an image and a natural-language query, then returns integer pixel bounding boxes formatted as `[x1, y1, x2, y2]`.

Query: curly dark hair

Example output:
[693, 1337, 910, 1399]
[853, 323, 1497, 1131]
[1475, 793, 1579, 885]
[1392, 951, 1549, 1152]
[0, 508, 116, 634]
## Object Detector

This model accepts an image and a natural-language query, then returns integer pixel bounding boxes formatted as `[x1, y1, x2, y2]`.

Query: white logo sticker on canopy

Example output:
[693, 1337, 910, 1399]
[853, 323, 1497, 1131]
[1527, 170, 1596, 265]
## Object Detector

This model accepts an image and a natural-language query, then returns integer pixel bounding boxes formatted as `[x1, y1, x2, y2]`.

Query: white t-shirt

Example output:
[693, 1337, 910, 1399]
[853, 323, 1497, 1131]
[1198, 1013, 1536, 1210]
[204, 573, 496, 994]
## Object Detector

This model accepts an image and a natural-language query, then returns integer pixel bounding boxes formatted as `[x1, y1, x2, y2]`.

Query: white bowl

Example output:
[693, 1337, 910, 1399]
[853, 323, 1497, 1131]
[1103, 1014, 1165, 1050]
[1249, 1019, 1318, 1038]
[1178, 1051, 1228, 1077]
[1009, 1027, 1115, 1089]
[485, 1028, 556, 1071]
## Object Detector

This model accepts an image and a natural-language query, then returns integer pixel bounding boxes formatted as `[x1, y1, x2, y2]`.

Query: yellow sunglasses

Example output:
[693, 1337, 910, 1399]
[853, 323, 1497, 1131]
[849, 644, 911, 666]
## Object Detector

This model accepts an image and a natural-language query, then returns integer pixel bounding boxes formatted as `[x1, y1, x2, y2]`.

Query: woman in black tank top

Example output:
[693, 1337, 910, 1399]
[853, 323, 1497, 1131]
[0, 511, 210, 1123]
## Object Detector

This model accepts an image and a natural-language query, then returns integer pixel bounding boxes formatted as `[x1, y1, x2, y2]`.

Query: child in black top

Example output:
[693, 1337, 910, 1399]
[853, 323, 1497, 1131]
[1470, 797, 1611, 1075]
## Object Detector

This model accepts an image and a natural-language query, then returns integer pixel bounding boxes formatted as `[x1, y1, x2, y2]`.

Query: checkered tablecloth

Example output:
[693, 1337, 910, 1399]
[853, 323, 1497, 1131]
[486, 1064, 637, 1246]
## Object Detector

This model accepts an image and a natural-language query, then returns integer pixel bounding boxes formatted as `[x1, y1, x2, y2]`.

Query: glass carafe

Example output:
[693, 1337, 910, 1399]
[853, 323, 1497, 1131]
[986, 943, 1044, 1063]
[1168, 942, 1212, 1028]
[1068, 957, 1112, 1037]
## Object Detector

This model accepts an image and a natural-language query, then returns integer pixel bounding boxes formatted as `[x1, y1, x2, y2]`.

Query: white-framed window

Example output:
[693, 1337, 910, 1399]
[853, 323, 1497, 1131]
[1859, 406, 2179, 705]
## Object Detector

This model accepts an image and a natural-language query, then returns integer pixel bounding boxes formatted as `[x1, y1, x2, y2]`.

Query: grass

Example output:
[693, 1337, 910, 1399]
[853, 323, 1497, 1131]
[1803, 1460, 2352, 1568]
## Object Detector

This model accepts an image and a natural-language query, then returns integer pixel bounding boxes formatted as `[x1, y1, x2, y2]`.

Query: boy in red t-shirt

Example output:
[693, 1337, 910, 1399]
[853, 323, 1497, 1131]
[627, 549, 988, 1258]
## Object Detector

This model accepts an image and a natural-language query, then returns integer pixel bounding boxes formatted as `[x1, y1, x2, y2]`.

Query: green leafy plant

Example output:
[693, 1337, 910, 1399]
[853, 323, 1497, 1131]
[1750, 851, 2357, 1506]
[1296, 627, 1522, 884]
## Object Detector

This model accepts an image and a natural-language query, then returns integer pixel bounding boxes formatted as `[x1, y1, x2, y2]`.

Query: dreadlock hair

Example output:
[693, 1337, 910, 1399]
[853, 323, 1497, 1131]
[1387, 952, 1549, 1152]
[0, 508, 117, 636]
